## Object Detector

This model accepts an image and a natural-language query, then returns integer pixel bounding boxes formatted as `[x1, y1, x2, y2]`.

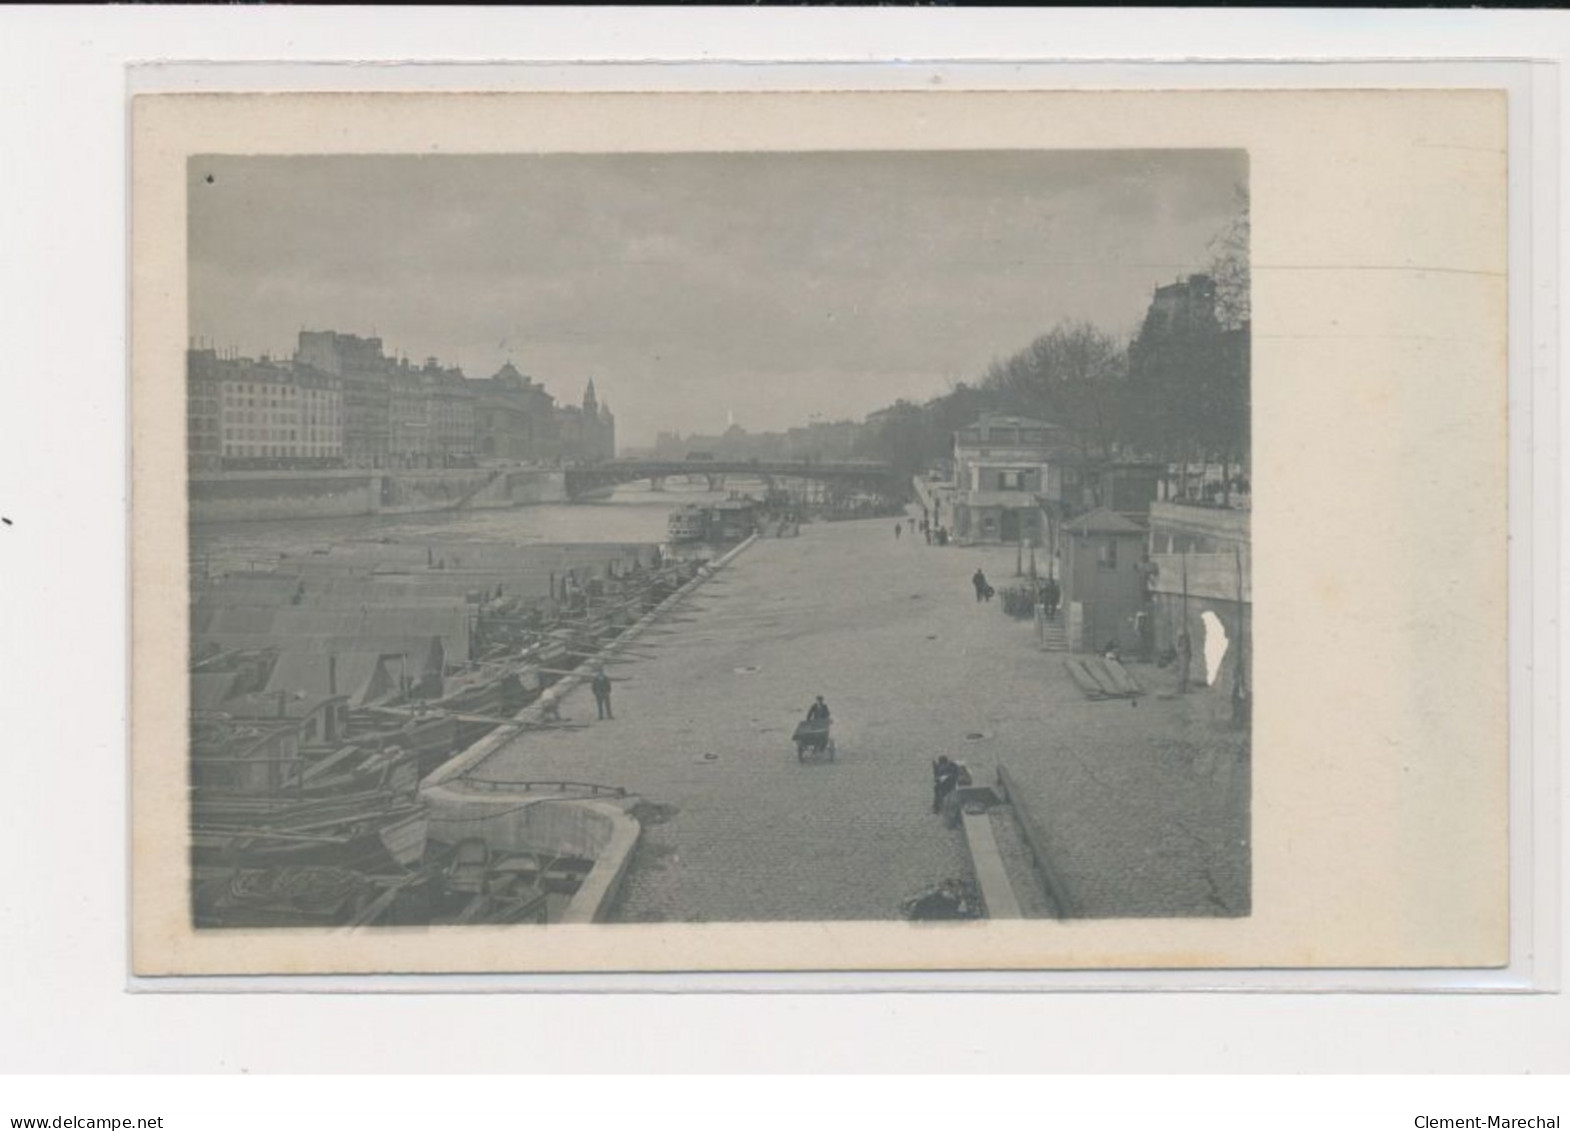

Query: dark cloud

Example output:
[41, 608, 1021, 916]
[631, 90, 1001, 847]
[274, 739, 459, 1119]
[189, 150, 1245, 445]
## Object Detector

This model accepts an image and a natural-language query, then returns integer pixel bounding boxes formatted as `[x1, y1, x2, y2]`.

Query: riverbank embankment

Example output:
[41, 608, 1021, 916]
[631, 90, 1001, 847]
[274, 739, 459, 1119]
[189, 467, 568, 524]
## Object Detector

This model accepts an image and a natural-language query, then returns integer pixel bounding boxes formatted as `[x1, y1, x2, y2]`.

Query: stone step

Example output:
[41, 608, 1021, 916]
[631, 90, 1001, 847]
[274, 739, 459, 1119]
[1037, 616, 1070, 652]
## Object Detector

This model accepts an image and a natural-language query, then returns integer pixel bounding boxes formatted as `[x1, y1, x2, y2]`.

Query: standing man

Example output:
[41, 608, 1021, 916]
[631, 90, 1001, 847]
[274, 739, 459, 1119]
[590, 666, 614, 720]
[894, 522, 902, 540]
[972, 568, 989, 603]
[806, 695, 831, 722]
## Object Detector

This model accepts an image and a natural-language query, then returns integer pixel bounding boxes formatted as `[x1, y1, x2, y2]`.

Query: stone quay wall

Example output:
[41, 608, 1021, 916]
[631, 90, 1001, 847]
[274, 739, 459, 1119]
[188, 468, 567, 523]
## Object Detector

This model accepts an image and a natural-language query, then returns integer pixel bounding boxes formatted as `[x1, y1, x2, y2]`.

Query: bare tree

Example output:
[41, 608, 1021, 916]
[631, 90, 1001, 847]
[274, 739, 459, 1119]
[1208, 184, 1251, 332]
[983, 321, 1129, 459]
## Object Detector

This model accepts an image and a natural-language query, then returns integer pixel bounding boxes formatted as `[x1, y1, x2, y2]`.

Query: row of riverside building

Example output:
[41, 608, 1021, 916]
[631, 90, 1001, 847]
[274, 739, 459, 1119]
[187, 330, 615, 471]
[916, 411, 1249, 723]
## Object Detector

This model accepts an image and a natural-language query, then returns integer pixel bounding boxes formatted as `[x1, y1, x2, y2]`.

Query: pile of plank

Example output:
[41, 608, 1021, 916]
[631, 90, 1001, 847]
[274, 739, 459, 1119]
[1063, 656, 1143, 700]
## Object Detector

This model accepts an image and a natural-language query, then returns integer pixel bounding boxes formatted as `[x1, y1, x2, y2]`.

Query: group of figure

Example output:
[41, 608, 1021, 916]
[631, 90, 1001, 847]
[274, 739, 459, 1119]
[923, 507, 948, 546]
[893, 512, 947, 546]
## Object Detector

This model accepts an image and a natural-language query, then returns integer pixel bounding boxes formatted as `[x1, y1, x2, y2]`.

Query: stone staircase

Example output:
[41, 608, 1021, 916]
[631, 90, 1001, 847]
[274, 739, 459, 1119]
[1037, 613, 1069, 652]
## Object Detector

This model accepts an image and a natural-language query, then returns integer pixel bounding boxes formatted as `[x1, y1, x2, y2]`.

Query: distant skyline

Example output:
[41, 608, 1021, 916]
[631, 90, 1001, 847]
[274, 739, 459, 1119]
[189, 151, 1246, 448]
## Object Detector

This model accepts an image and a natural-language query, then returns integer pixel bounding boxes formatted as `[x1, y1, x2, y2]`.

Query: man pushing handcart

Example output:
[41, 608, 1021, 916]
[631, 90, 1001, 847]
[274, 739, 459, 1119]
[793, 696, 835, 762]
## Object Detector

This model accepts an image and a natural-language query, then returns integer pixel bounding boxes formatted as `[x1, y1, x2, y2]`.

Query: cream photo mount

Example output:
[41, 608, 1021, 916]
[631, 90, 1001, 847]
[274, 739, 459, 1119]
[128, 72, 1548, 988]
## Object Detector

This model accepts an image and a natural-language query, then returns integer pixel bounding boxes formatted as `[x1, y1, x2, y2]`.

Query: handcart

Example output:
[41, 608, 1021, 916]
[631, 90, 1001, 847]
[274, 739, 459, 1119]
[792, 718, 835, 762]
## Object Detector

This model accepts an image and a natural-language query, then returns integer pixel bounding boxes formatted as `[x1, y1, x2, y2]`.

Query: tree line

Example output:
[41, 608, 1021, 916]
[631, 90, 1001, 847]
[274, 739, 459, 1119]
[853, 187, 1251, 504]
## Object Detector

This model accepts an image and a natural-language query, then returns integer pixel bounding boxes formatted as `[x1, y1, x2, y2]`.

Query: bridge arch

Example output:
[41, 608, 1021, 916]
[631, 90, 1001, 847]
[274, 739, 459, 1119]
[562, 459, 899, 502]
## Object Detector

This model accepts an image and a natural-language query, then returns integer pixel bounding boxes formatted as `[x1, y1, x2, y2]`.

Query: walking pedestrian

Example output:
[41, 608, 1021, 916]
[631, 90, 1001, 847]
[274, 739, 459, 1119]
[972, 568, 990, 603]
[894, 522, 902, 540]
[591, 666, 614, 720]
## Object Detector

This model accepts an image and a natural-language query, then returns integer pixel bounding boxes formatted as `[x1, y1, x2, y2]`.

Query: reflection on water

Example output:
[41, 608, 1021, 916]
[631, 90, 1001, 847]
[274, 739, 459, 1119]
[190, 480, 753, 576]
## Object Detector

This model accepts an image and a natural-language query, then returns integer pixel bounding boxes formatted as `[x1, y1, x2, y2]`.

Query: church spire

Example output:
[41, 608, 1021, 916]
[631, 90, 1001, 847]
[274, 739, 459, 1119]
[583, 378, 598, 414]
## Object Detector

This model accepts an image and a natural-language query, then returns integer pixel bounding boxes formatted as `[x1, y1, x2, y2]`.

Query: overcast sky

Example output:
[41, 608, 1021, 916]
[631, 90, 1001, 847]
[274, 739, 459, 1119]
[189, 151, 1245, 448]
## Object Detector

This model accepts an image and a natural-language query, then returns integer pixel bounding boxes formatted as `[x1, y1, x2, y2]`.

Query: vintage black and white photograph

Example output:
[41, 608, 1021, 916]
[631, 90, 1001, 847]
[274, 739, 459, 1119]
[180, 148, 1251, 932]
[2, 4, 1553, 1085]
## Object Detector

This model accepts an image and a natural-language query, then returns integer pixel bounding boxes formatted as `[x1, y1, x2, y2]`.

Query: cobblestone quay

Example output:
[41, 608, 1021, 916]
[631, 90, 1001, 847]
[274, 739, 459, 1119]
[478, 515, 1249, 922]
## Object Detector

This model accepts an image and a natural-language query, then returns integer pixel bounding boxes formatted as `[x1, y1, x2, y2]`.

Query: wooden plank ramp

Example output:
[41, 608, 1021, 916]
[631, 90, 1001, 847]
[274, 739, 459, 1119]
[1063, 658, 1109, 699]
[1101, 658, 1142, 697]
[1063, 657, 1142, 699]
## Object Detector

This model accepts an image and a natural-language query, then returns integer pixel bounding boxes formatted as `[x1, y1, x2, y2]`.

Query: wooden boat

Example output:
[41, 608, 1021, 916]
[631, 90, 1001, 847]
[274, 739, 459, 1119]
[343, 709, 461, 773]
[540, 855, 595, 895]
[187, 542, 703, 923]
[667, 505, 708, 543]
[445, 838, 490, 897]
[190, 814, 428, 875]
[425, 846, 567, 925]
[191, 786, 428, 873]
[433, 669, 528, 745]
[195, 865, 370, 928]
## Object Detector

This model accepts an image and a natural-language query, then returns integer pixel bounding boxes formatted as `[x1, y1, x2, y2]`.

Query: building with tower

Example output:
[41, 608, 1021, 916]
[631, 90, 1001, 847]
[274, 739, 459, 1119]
[555, 379, 616, 462]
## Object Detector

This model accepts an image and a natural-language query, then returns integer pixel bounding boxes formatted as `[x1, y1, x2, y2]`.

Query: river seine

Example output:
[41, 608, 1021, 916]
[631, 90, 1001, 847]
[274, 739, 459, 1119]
[189, 480, 741, 576]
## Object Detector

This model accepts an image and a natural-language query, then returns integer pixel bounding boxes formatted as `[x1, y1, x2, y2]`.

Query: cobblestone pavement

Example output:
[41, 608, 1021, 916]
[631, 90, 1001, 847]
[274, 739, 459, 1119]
[477, 515, 1249, 921]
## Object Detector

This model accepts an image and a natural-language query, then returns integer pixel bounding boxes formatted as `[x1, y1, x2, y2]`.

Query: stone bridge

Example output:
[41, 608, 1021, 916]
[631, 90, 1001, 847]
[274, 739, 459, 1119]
[563, 459, 900, 501]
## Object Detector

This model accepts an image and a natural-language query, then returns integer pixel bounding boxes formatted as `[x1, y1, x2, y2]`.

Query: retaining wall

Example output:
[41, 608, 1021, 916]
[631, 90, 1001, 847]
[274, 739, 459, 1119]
[188, 471, 377, 523]
[189, 468, 566, 523]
